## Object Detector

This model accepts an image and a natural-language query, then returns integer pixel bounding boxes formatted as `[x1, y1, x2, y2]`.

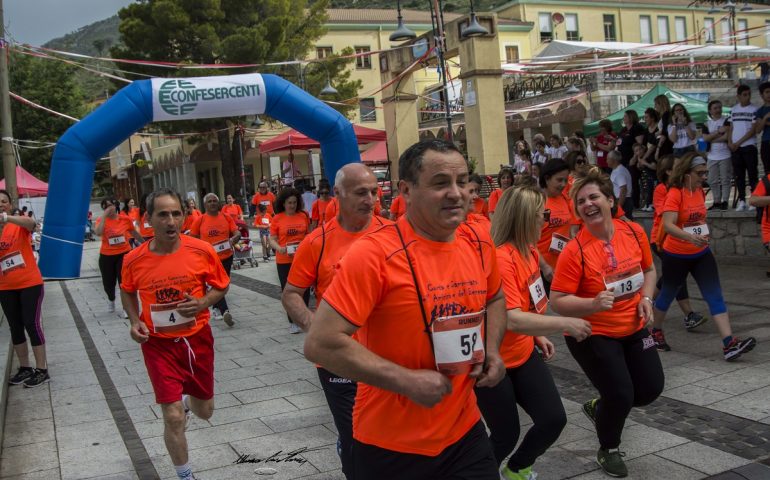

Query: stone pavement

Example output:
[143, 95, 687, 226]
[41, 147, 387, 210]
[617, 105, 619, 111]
[2, 232, 770, 479]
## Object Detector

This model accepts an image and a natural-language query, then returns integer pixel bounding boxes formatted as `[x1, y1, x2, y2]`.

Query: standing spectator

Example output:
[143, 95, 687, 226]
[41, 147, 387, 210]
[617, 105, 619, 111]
[655, 94, 674, 159]
[301, 184, 317, 216]
[755, 82, 770, 174]
[704, 100, 733, 210]
[618, 110, 646, 209]
[532, 140, 548, 165]
[728, 84, 759, 212]
[282, 153, 301, 186]
[574, 130, 594, 164]
[640, 108, 661, 211]
[632, 144, 655, 211]
[608, 150, 634, 220]
[591, 119, 616, 174]
[514, 149, 533, 175]
[668, 103, 697, 157]
[545, 135, 568, 160]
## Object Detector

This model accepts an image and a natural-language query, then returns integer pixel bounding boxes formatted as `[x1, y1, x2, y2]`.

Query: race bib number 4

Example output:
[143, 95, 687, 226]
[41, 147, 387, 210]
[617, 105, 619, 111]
[683, 222, 709, 237]
[603, 264, 644, 301]
[549, 233, 569, 254]
[150, 301, 196, 333]
[0, 251, 25, 274]
[213, 240, 232, 253]
[430, 311, 485, 376]
[108, 236, 126, 246]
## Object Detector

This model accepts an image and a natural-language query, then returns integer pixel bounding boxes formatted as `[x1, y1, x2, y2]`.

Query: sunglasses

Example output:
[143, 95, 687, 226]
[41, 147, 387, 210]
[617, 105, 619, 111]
[543, 209, 551, 222]
[691, 170, 708, 177]
[576, 158, 586, 165]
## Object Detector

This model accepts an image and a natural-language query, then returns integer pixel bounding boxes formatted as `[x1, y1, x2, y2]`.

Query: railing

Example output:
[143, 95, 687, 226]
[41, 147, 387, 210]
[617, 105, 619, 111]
[603, 63, 730, 81]
[419, 97, 465, 123]
[503, 73, 593, 102]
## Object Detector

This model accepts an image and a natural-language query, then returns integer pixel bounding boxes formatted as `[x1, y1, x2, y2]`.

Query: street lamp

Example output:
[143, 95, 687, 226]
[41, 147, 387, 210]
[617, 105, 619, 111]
[288, 61, 339, 96]
[461, 0, 489, 38]
[235, 124, 250, 214]
[390, 0, 417, 42]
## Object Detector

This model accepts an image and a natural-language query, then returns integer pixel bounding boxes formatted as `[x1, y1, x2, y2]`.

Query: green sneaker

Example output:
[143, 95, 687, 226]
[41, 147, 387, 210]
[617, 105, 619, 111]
[596, 448, 627, 478]
[582, 398, 598, 426]
[501, 465, 537, 480]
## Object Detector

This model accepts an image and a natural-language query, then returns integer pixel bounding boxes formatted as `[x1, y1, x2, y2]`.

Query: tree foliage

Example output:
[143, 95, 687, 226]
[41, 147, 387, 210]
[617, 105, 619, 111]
[113, 0, 361, 201]
[8, 52, 87, 182]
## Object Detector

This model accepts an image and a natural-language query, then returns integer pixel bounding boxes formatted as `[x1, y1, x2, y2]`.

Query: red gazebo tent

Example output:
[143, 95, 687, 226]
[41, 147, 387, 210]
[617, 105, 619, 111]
[361, 141, 388, 165]
[259, 125, 386, 153]
[0, 166, 48, 197]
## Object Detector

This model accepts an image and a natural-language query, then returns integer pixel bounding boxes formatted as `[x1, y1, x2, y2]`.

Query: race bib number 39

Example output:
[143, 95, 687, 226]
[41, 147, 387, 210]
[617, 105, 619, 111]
[0, 251, 25, 274]
[683, 222, 709, 237]
[603, 264, 644, 301]
[431, 311, 485, 376]
[150, 301, 196, 333]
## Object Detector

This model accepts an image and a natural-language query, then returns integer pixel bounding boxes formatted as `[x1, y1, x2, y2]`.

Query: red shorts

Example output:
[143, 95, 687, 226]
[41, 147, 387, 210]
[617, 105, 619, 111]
[141, 323, 215, 404]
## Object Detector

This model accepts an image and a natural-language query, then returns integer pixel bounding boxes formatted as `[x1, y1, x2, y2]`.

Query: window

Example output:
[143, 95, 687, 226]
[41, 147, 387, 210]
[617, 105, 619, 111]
[355, 46, 371, 69]
[704, 18, 715, 43]
[721, 18, 731, 44]
[658, 16, 670, 43]
[640, 16, 652, 43]
[603, 15, 616, 41]
[737, 19, 748, 45]
[675, 17, 687, 42]
[360, 98, 376, 122]
[539, 13, 553, 42]
[316, 46, 333, 59]
[566, 14, 579, 41]
[505, 45, 520, 63]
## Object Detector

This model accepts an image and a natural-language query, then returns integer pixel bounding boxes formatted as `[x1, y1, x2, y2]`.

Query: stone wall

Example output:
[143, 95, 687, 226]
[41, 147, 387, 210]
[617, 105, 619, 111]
[634, 210, 768, 257]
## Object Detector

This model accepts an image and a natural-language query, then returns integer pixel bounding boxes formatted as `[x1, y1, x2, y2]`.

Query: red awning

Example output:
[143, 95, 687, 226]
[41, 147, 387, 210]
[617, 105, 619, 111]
[0, 166, 48, 197]
[259, 125, 386, 154]
[361, 141, 388, 165]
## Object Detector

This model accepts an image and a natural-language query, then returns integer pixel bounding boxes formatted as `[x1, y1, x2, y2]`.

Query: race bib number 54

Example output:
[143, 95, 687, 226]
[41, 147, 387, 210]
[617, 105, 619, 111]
[430, 310, 485, 376]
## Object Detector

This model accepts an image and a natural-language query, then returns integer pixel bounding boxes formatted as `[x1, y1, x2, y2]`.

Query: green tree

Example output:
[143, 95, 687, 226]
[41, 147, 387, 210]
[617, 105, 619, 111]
[8, 51, 87, 182]
[112, 0, 361, 202]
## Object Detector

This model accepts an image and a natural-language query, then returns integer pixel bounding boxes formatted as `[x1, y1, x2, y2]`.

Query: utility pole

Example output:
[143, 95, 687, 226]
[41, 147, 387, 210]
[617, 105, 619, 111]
[0, 0, 16, 201]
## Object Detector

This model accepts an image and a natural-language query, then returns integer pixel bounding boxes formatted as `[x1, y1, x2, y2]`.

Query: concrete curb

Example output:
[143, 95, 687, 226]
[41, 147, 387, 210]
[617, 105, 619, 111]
[0, 312, 11, 448]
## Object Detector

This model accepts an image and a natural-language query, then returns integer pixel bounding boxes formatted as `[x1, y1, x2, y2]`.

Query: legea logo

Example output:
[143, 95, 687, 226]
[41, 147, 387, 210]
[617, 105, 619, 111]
[157, 79, 262, 117]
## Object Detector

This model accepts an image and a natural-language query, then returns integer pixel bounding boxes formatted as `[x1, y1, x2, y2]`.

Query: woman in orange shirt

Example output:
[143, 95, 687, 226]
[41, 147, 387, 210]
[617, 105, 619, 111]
[137, 193, 154, 241]
[477, 184, 590, 480]
[310, 183, 332, 230]
[221, 194, 244, 221]
[0, 189, 51, 387]
[652, 153, 756, 360]
[182, 198, 202, 233]
[95, 198, 142, 314]
[536, 159, 577, 288]
[488, 167, 515, 218]
[269, 187, 310, 334]
[468, 174, 489, 219]
[550, 168, 662, 478]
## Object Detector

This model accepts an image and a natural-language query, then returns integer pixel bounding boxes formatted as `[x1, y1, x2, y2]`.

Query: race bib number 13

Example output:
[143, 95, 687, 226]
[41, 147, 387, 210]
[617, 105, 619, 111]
[603, 264, 644, 301]
[430, 311, 485, 376]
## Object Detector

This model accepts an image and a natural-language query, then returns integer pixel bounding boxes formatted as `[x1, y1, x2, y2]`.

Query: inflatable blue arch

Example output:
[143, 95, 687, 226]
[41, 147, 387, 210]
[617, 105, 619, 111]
[39, 73, 361, 278]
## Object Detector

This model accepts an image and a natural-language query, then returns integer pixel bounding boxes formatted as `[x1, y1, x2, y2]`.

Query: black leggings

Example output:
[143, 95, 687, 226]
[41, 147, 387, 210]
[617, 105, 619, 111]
[98, 253, 126, 301]
[0, 284, 45, 346]
[732, 145, 759, 201]
[652, 245, 688, 302]
[318, 367, 357, 480]
[276, 262, 309, 324]
[475, 350, 566, 471]
[566, 328, 664, 450]
[213, 256, 233, 313]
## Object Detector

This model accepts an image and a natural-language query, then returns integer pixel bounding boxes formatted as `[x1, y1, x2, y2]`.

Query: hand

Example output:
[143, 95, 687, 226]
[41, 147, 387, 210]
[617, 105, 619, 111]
[563, 317, 592, 341]
[130, 321, 150, 343]
[104, 205, 116, 216]
[718, 126, 727, 134]
[280, 247, 288, 254]
[402, 369, 452, 408]
[689, 234, 709, 247]
[637, 297, 654, 327]
[473, 353, 506, 388]
[176, 293, 205, 318]
[729, 142, 738, 152]
[542, 265, 554, 283]
[592, 289, 615, 312]
[536, 336, 556, 360]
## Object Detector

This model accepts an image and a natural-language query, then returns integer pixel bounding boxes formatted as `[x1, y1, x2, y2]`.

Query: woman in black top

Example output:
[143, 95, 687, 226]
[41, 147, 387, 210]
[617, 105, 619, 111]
[617, 110, 645, 209]
[639, 108, 660, 211]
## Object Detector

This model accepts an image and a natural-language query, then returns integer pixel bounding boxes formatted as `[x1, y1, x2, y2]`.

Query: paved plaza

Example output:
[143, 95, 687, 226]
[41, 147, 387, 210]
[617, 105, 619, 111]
[1, 232, 770, 479]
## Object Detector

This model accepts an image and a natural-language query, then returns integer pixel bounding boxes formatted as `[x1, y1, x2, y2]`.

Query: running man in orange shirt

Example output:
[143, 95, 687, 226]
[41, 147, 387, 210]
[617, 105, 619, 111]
[305, 139, 507, 479]
[121, 188, 229, 480]
[251, 182, 276, 216]
[189, 193, 240, 327]
[283, 164, 389, 479]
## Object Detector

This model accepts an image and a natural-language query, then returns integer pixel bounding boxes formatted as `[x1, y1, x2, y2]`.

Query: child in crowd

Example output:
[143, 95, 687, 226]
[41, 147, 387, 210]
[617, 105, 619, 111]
[532, 140, 548, 165]
[545, 135, 569, 160]
[253, 203, 273, 261]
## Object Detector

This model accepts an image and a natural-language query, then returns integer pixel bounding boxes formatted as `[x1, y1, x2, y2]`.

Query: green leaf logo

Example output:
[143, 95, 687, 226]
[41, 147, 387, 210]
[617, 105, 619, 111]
[158, 79, 197, 116]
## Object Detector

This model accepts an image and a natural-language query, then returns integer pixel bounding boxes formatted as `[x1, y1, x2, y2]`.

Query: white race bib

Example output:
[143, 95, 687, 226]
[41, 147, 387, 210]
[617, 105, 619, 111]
[683, 222, 709, 236]
[143, 222, 151, 229]
[260, 200, 270, 206]
[548, 233, 570, 254]
[149, 301, 196, 333]
[528, 274, 548, 313]
[286, 242, 300, 255]
[261, 217, 270, 225]
[108, 236, 126, 246]
[431, 310, 485, 376]
[0, 251, 25, 274]
[603, 264, 644, 301]
[213, 240, 232, 253]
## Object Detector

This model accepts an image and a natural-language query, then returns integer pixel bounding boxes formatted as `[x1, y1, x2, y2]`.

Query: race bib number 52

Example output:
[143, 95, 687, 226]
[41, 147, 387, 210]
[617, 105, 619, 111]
[430, 310, 485, 376]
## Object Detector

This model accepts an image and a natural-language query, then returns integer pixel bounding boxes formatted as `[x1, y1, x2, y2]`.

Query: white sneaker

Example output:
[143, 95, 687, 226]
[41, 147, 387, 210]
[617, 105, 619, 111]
[211, 307, 223, 321]
[736, 200, 747, 211]
[222, 310, 234, 327]
[748, 204, 756, 212]
[108, 300, 115, 313]
[289, 323, 302, 334]
[182, 394, 193, 431]
[120, 310, 129, 319]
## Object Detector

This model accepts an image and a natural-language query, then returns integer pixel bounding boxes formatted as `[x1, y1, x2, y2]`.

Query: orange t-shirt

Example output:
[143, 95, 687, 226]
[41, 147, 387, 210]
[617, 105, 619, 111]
[270, 211, 310, 264]
[389, 195, 406, 220]
[137, 213, 154, 239]
[466, 212, 491, 232]
[0, 224, 43, 290]
[488, 188, 503, 214]
[189, 212, 238, 260]
[472, 197, 489, 218]
[752, 175, 770, 244]
[661, 187, 708, 255]
[551, 219, 652, 338]
[651, 183, 669, 247]
[221, 204, 243, 220]
[566, 174, 576, 195]
[182, 209, 202, 232]
[288, 216, 390, 301]
[496, 243, 540, 369]
[311, 198, 332, 224]
[324, 197, 339, 223]
[128, 207, 140, 224]
[98, 215, 135, 255]
[120, 235, 230, 339]
[251, 192, 276, 215]
[322, 217, 501, 456]
[538, 192, 575, 269]
[253, 213, 273, 230]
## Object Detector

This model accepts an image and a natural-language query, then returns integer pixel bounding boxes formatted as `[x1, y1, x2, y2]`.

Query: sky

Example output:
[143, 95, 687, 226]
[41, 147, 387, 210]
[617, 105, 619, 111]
[5, 0, 134, 46]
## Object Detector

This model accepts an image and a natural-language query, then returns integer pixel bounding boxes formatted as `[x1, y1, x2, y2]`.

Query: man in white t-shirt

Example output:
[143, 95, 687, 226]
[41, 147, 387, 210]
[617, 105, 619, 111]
[728, 85, 759, 211]
[608, 150, 634, 220]
[282, 154, 301, 186]
[301, 185, 316, 215]
[703, 100, 732, 210]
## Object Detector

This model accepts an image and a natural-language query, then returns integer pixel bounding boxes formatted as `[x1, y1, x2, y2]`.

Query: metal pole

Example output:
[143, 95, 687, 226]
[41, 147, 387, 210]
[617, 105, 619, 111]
[236, 125, 248, 215]
[0, 0, 17, 202]
[430, 0, 453, 142]
[730, 6, 737, 59]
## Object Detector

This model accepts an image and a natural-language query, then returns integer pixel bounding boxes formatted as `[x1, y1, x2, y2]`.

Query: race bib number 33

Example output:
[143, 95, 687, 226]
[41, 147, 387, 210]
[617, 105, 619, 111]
[430, 311, 485, 376]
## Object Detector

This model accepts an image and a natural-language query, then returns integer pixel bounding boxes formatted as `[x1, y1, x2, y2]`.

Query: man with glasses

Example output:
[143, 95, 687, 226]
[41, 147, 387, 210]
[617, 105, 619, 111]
[251, 182, 276, 216]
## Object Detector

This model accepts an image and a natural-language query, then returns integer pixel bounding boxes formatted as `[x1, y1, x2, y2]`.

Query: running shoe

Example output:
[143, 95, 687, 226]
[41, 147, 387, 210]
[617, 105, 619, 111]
[289, 323, 302, 334]
[582, 398, 598, 426]
[736, 200, 747, 212]
[723, 337, 757, 361]
[182, 394, 193, 430]
[23, 369, 49, 388]
[720, 202, 728, 211]
[211, 307, 223, 321]
[652, 329, 671, 351]
[108, 300, 116, 313]
[8, 366, 34, 385]
[596, 448, 628, 478]
[501, 465, 537, 480]
[222, 310, 234, 327]
[683, 312, 707, 331]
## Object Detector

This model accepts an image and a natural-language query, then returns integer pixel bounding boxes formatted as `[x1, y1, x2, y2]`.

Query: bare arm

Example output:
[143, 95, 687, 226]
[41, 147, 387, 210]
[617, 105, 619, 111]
[749, 193, 770, 208]
[129, 228, 143, 243]
[506, 307, 591, 340]
[618, 185, 628, 206]
[269, 234, 284, 254]
[662, 211, 706, 247]
[4, 214, 36, 232]
[550, 290, 608, 319]
[281, 284, 313, 331]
